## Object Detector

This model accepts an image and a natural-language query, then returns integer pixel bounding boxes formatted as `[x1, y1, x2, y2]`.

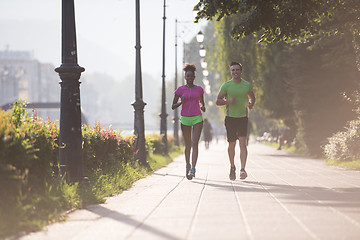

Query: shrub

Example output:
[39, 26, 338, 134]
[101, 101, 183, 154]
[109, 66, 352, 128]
[82, 122, 134, 175]
[0, 101, 60, 237]
[145, 133, 165, 154]
[323, 117, 360, 161]
[0, 102, 59, 190]
[324, 92, 360, 161]
[145, 133, 177, 154]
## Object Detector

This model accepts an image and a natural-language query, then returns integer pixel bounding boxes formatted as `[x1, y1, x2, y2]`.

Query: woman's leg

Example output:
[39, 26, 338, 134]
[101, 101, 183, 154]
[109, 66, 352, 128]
[191, 121, 203, 168]
[181, 123, 192, 168]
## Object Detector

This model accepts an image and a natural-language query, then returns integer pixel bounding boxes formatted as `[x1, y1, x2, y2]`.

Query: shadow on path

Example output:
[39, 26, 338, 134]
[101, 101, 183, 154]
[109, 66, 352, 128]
[189, 178, 360, 209]
[243, 180, 360, 208]
[87, 205, 181, 240]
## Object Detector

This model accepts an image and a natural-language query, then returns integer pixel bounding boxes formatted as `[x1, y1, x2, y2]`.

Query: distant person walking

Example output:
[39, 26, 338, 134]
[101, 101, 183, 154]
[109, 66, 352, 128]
[172, 63, 206, 180]
[203, 118, 212, 149]
[216, 62, 255, 181]
[277, 128, 285, 150]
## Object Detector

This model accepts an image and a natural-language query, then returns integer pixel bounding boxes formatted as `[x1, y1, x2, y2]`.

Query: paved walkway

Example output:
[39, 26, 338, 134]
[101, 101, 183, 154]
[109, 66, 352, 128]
[20, 140, 360, 240]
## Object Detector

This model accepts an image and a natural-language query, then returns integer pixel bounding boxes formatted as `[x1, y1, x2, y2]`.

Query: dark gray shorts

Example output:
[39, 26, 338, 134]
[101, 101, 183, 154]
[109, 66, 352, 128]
[224, 116, 248, 142]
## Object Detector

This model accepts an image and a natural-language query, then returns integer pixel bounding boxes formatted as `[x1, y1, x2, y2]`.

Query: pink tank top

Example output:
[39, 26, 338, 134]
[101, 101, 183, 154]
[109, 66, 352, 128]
[175, 85, 204, 116]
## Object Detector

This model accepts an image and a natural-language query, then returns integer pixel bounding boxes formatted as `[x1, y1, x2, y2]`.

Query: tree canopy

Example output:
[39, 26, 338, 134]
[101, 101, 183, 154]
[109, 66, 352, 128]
[197, 1, 360, 156]
[194, 0, 360, 42]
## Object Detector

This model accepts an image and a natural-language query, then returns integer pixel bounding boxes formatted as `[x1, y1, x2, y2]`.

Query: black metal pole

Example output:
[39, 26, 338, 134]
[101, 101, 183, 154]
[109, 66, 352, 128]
[132, 0, 148, 165]
[173, 19, 179, 146]
[55, 0, 85, 182]
[160, 0, 168, 154]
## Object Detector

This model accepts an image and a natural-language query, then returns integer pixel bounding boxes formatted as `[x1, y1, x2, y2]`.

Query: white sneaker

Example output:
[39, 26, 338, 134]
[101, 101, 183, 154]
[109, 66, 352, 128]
[240, 169, 247, 180]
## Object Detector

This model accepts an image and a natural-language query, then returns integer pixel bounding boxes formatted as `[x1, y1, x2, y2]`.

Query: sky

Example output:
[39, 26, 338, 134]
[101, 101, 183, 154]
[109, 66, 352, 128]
[0, 0, 207, 83]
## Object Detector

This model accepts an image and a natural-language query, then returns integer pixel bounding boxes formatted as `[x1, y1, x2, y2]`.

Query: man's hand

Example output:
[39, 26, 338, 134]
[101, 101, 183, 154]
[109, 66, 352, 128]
[248, 91, 255, 110]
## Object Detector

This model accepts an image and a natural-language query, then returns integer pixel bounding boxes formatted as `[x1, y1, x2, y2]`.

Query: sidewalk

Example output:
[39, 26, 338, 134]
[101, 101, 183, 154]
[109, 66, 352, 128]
[20, 140, 360, 240]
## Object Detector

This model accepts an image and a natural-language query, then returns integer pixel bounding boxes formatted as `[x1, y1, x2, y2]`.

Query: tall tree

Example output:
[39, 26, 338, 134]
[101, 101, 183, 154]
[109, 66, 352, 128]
[201, 2, 360, 155]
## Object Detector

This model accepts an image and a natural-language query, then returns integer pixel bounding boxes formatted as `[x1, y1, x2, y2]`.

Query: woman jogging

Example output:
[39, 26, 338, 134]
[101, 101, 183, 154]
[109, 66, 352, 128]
[172, 63, 206, 180]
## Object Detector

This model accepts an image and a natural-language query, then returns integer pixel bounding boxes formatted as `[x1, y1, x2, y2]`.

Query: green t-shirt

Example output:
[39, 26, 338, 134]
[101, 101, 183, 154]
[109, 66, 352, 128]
[219, 79, 253, 118]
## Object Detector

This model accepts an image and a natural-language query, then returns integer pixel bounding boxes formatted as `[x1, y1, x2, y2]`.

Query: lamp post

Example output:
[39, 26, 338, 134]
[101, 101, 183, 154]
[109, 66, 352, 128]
[173, 19, 180, 146]
[160, 0, 168, 154]
[132, 0, 148, 165]
[55, 0, 85, 182]
[197, 30, 205, 58]
[196, 30, 211, 99]
[199, 45, 206, 58]
[200, 58, 207, 69]
[196, 31, 204, 43]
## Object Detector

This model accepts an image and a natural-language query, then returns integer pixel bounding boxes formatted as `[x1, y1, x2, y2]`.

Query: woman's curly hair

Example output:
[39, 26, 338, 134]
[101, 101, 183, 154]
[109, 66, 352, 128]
[183, 63, 196, 73]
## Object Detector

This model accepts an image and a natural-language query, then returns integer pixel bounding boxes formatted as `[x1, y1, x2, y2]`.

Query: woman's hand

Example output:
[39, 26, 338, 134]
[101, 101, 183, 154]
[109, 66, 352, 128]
[201, 106, 206, 112]
[172, 94, 183, 110]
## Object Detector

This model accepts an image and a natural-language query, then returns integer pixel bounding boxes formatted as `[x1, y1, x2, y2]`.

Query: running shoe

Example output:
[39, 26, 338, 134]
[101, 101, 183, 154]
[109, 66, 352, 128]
[190, 167, 196, 178]
[240, 169, 248, 180]
[186, 167, 193, 180]
[229, 166, 236, 181]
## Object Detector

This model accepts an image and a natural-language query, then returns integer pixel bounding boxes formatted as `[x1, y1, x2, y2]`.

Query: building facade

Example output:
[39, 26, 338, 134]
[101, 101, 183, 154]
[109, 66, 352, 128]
[0, 49, 60, 120]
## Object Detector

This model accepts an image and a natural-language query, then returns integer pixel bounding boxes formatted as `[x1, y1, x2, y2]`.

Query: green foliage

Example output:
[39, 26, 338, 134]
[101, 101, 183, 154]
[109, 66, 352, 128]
[262, 140, 297, 154]
[194, 0, 360, 43]
[326, 159, 360, 170]
[145, 134, 182, 170]
[145, 133, 168, 154]
[145, 133, 180, 156]
[10, 101, 29, 128]
[0, 102, 60, 238]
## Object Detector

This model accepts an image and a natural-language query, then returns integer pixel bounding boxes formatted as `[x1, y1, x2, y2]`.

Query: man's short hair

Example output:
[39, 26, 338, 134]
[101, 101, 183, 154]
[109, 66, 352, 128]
[230, 61, 242, 71]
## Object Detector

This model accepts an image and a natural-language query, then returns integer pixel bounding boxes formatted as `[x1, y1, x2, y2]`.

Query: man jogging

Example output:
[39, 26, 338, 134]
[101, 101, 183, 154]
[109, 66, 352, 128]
[216, 62, 255, 180]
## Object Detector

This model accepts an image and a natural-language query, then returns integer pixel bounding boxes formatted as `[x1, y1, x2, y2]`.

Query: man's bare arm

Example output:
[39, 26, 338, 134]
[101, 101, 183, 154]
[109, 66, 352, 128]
[216, 92, 235, 106]
[248, 91, 255, 109]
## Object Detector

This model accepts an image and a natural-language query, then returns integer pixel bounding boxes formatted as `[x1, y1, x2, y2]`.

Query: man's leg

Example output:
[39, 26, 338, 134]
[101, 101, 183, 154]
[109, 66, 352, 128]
[238, 136, 248, 169]
[239, 136, 248, 179]
[228, 141, 236, 167]
[228, 141, 237, 180]
[225, 116, 237, 180]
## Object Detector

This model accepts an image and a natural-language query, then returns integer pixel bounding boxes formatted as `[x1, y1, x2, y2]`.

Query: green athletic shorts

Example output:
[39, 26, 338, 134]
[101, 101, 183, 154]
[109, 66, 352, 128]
[180, 115, 203, 126]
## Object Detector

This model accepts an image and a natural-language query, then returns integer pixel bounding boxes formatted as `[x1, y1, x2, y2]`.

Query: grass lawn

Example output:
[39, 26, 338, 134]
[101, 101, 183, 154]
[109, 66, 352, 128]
[1, 147, 183, 240]
[326, 159, 360, 170]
